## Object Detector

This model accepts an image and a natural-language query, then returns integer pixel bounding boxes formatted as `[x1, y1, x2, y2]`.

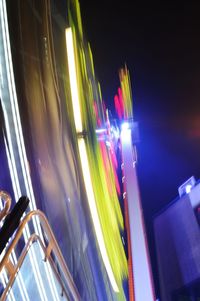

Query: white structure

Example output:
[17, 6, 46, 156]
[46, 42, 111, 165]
[121, 126, 155, 301]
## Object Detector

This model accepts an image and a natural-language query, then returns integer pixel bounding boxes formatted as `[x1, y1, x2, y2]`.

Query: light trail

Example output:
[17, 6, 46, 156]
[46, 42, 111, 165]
[66, 26, 119, 293]
[65, 27, 83, 133]
[78, 138, 119, 292]
[0, 0, 60, 300]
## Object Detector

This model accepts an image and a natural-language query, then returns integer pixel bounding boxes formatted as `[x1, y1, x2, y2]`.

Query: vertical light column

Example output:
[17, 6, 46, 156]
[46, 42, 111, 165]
[121, 127, 155, 301]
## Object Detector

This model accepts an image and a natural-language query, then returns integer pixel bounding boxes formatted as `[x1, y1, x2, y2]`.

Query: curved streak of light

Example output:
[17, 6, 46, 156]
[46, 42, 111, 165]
[2, 107, 21, 198]
[0, 206, 28, 301]
[1, 112, 29, 301]
[0, 1, 59, 300]
[78, 139, 119, 292]
[0, 202, 15, 301]
[2, 0, 42, 236]
[2, 95, 47, 301]
[66, 27, 119, 293]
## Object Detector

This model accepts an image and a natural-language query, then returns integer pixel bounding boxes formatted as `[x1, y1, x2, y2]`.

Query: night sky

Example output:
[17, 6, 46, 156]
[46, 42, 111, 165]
[80, 0, 200, 296]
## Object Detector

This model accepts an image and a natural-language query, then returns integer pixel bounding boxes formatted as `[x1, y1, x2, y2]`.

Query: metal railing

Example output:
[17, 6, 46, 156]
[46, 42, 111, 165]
[0, 191, 11, 222]
[0, 209, 80, 301]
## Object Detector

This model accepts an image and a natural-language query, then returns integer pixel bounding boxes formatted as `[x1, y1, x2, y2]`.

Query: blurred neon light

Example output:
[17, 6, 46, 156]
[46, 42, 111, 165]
[0, 1, 59, 299]
[95, 128, 107, 134]
[0, 45, 48, 301]
[66, 27, 119, 292]
[119, 67, 133, 119]
[118, 88, 125, 118]
[121, 122, 129, 131]
[121, 128, 131, 145]
[65, 27, 83, 133]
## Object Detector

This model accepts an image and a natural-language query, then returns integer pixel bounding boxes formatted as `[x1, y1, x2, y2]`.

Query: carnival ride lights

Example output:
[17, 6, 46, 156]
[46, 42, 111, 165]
[117, 67, 155, 300]
[95, 128, 107, 134]
[121, 122, 130, 132]
[0, 0, 127, 298]
[121, 121, 134, 144]
[65, 27, 119, 293]
[0, 1, 62, 300]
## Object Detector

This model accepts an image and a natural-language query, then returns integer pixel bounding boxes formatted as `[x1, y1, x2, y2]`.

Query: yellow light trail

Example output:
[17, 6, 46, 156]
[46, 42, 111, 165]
[65, 27, 119, 293]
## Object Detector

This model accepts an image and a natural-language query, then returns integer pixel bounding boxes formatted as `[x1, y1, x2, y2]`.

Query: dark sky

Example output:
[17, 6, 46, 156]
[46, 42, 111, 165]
[80, 0, 200, 296]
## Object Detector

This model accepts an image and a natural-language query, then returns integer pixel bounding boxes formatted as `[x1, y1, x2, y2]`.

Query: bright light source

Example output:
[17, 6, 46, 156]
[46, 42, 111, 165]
[95, 128, 107, 134]
[178, 176, 196, 197]
[185, 185, 192, 194]
[65, 27, 83, 133]
[121, 127, 131, 144]
[121, 122, 129, 131]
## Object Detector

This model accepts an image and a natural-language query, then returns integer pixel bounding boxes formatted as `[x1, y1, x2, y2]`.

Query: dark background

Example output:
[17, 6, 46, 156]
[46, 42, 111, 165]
[79, 0, 200, 297]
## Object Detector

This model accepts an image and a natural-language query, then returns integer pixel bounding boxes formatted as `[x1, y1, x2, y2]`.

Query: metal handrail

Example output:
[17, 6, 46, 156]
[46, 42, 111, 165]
[0, 191, 11, 222]
[0, 210, 80, 301]
[1, 233, 70, 300]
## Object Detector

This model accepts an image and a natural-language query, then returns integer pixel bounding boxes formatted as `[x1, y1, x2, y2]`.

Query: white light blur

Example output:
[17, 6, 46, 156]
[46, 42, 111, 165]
[95, 128, 107, 134]
[2, 105, 21, 198]
[1, 1, 59, 299]
[121, 127, 131, 144]
[186, 185, 192, 194]
[121, 122, 129, 131]
[66, 26, 119, 292]
[2, 98, 48, 301]
[2, 0, 42, 238]
[65, 28, 83, 133]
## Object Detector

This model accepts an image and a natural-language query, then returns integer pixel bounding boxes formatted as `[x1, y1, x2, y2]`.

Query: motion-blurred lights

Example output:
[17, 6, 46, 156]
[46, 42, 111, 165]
[95, 128, 107, 134]
[121, 123, 131, 144]
[111, 126, 120, 140]
[65, 27, 119, 293]
[0, 1, 58, 298]
[78, 139, 119, 292]
[121, 122, 129, 131]
[105, 140, 111, 148]
[65, 27, 83, 133]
